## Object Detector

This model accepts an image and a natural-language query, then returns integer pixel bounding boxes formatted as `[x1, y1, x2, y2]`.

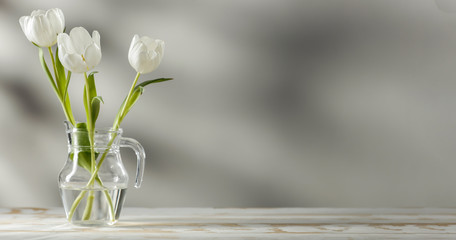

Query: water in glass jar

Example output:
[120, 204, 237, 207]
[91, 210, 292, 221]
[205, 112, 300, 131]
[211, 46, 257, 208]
[60, 187, 127, 226]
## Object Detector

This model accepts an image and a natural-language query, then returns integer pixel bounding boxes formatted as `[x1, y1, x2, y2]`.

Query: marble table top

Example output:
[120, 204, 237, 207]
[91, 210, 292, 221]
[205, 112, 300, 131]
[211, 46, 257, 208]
[1, 207, 456, 239]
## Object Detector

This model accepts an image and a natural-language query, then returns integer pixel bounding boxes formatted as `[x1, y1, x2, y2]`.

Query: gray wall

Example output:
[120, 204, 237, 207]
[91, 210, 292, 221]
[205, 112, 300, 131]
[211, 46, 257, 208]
[1, 0, 456, 207]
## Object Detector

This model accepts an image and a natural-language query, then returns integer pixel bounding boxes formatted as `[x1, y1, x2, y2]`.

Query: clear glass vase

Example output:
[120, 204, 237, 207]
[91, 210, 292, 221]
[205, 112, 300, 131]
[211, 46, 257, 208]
[58, 121, 145, 226]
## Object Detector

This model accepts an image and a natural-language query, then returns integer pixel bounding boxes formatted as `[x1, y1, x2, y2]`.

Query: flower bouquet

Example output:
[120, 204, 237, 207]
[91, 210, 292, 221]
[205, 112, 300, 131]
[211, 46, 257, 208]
[19, 8, 172, 226]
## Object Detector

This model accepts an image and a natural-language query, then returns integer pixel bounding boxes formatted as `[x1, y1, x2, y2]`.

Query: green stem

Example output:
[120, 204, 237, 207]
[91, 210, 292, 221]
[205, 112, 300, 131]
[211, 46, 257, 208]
[85, 136, 116, 188]
[73, 76, 115, 222]
[84, 72, 95, 172]
[60, 101, 75, 126]
[66, 130, 116, 222]
[67, 71, 72, 82]
[48, 47, 58, 83]
[94, 177, 115, 222]
[85, 72, 141, 193]
[62, 71, 76, 125]
[66, 176, 115, 222]
[112, 72, 140, 129]
[82, 190, 94, 220]
[76, 72, 142, 222]
[81, 72, 97, 221]
[44, 48, 76, 126]
[103, 190, 115, 221]
[40, 48, 75, 125]
[67, 190, 87, 221]
[40, 49, 59, 97]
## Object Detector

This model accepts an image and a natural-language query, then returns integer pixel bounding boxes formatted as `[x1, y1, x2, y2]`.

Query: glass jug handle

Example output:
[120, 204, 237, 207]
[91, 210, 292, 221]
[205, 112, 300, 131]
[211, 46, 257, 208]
[120, 137, 146, 188]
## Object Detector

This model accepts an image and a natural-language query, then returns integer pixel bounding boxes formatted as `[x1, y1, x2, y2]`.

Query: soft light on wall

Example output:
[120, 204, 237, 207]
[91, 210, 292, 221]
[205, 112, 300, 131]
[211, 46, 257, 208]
[1, 0, 456, 207]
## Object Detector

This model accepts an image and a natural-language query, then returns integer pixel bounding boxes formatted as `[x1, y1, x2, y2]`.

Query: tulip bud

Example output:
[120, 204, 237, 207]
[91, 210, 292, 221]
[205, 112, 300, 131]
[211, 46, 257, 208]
[19, 8, 65, 47]
[128, 35, 164, 74]
[57, 27, 102, 73]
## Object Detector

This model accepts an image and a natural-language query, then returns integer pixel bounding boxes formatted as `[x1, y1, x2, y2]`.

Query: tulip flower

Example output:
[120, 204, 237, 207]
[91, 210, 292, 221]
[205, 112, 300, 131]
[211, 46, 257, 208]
[128, 35, 164, 74]
[57, 27, 102, 73]
[19, 8, 65, 47]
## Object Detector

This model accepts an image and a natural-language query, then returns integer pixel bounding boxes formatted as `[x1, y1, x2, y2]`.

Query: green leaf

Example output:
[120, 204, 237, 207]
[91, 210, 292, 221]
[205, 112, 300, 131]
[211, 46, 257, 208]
[67, 71, 72, 82]
[134, 78, 173, 91]
[119, 87, 143, 123]
[113, 97, 127, 128]
[63, 93, 75, 125]
[69, 123, 99, 172]
[55, 47, 67, 97]
[113, 77, 173, 129]
[70, 151, 99, 173]
[75, 122, 87, 129]
[38, 48, 57, 91]
[84, 72, 100, 127]
[87, 71, 98, 101]
[130, 86, 144, 103]
[63, 71, 71, 104]
[74, 123, 90, 146]
[69, 152, 90, 172]
[91, 96, 103, 126]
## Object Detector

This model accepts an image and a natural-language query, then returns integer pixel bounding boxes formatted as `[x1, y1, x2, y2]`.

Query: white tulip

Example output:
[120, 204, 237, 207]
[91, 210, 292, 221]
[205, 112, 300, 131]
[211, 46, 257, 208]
[128, 35, 164, 74]
[57, 27, 102, 73]
[19, 8, 65, 47]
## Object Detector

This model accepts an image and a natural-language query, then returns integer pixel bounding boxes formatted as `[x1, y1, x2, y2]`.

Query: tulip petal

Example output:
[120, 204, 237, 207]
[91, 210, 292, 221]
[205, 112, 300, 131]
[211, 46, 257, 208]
[46, 8, 65, 36]
[61, 53, 87, 73]
[140, 36, 158, 51]
[140, 51, 160, 74]
[31, 9, 46, 17]
[133, 41, 148, 58]
[29, 15, 55, 47]
[58, 33, 76, 54]
[149, 53, 162, 73]
[27, 16, 42, 44]
[129, 35, 140, 54]
[129, 42, 148, 72]
[92, 30, 101, 48]
[137, 51, 154, 73]
[70, 27, 92, 54]
[19, 16, 31, 41]
[155, 39, 165, 59]
[146, 50, 158, 62]
[84, 44, 102, 70]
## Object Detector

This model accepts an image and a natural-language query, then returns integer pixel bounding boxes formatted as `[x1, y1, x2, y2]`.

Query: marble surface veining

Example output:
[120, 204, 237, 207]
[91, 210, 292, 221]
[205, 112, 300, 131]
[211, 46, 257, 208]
[1, 208, 456, 239]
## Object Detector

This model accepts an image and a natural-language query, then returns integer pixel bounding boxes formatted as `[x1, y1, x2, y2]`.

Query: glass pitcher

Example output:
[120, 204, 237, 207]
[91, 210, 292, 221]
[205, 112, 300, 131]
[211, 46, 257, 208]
[58, 121, 145, 226]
